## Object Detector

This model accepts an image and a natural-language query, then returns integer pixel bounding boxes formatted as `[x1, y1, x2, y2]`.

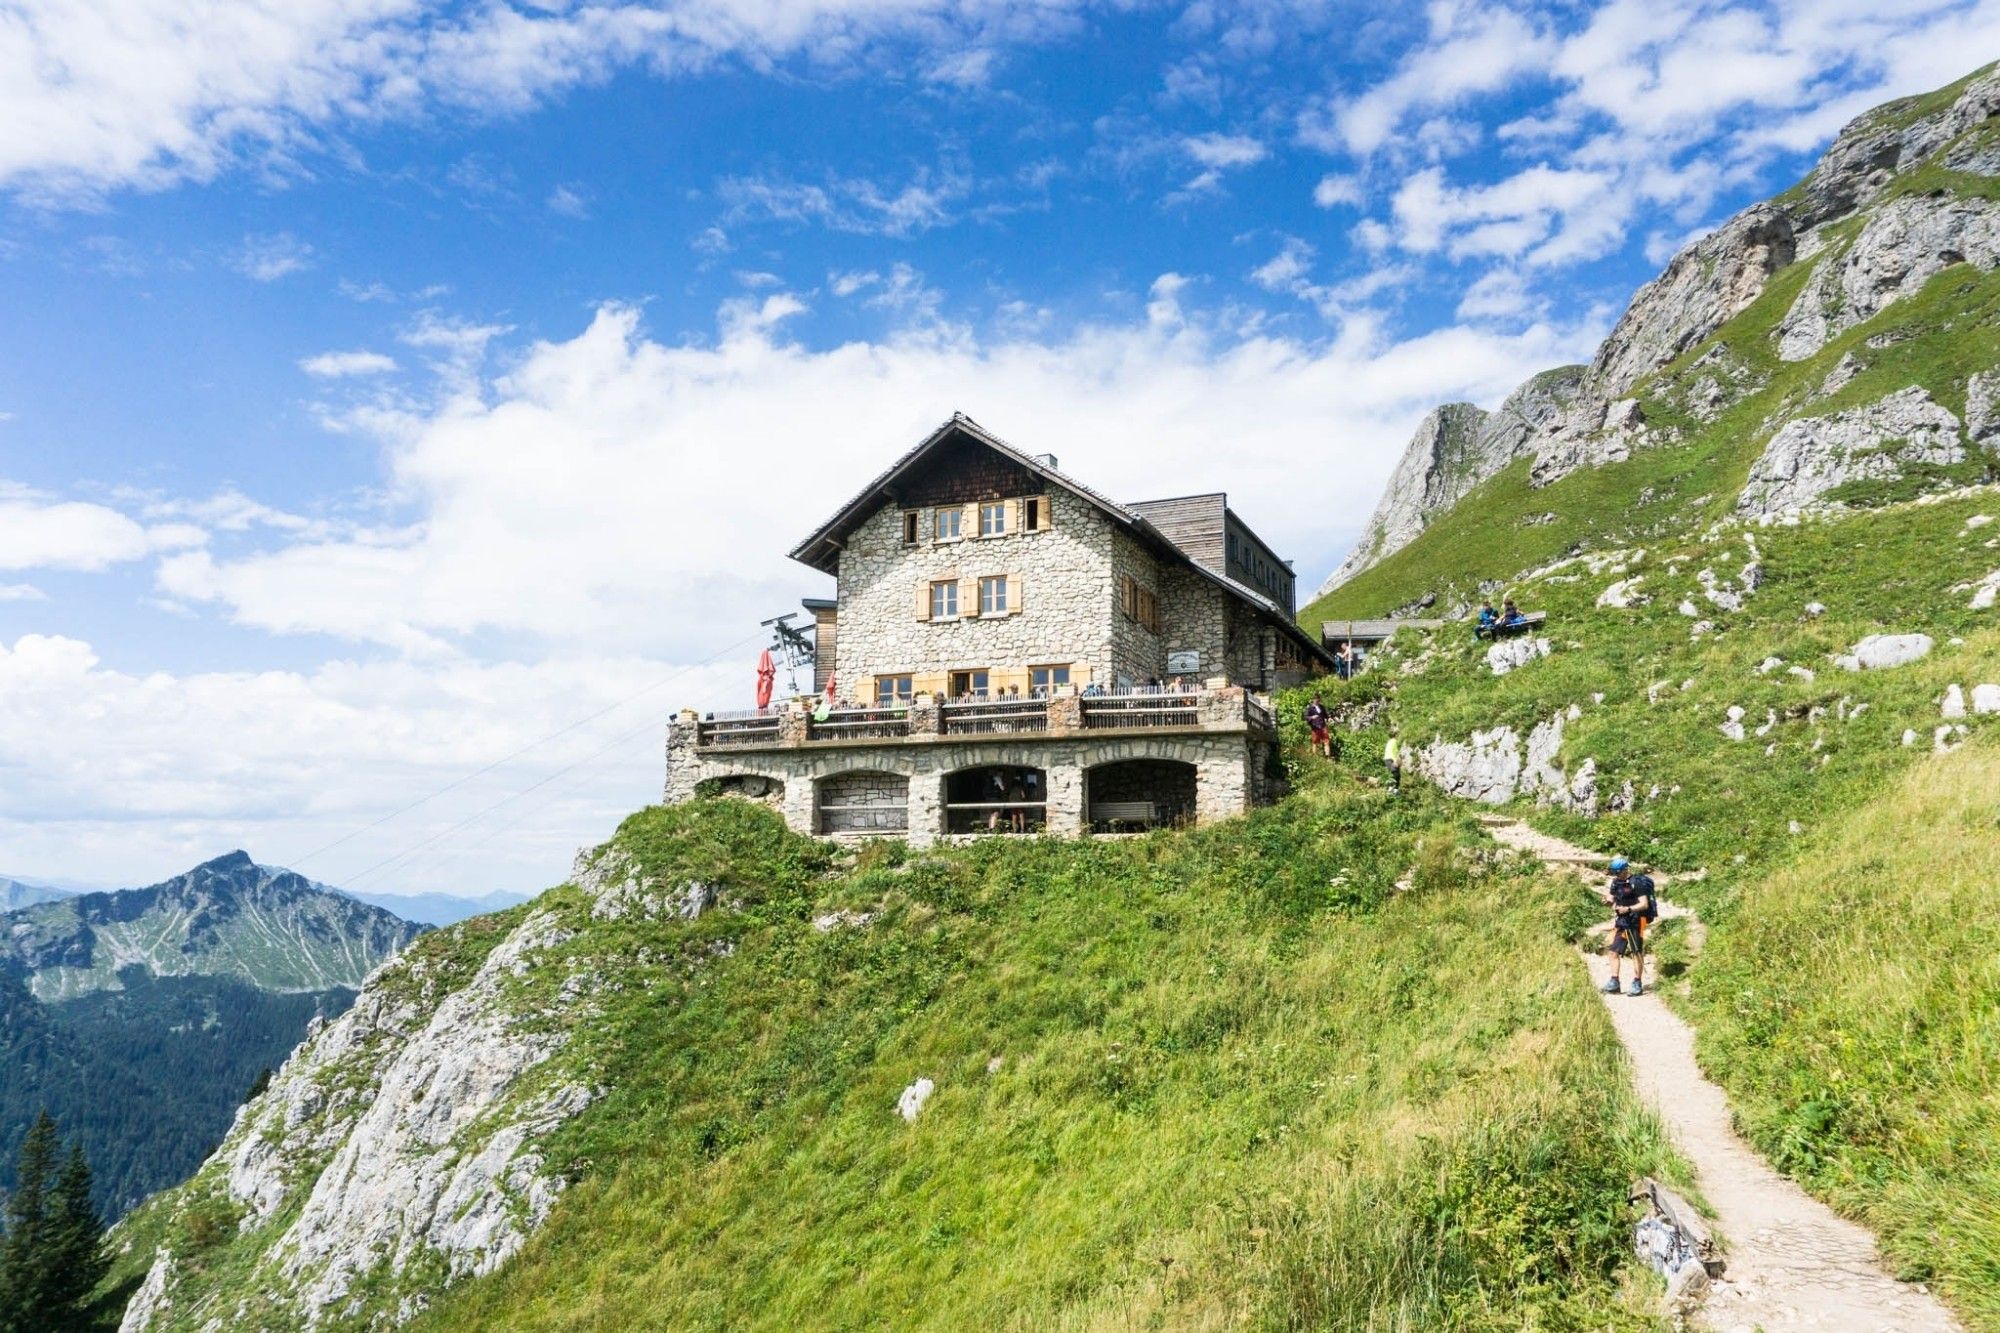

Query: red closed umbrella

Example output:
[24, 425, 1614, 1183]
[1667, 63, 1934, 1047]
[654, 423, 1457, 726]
[755, 649, 776, 710]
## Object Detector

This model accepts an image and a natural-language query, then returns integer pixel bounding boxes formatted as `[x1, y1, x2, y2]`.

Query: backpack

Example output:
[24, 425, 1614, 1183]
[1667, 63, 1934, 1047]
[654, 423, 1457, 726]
[1631, 873, 1658, 921]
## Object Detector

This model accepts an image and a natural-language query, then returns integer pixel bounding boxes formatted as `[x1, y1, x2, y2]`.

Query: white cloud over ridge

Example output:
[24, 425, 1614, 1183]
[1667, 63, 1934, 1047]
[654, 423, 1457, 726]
[158, 294, 1600, 660]
[301, 349, 399, 377]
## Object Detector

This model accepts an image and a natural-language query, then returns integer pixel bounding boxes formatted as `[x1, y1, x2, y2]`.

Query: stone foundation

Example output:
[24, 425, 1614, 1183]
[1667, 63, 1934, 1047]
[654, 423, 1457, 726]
[667, 720, 1272, 846]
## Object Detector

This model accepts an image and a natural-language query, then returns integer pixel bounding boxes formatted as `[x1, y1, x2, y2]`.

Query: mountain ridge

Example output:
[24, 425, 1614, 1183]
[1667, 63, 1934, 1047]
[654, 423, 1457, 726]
[1315, 60, 2000, 606]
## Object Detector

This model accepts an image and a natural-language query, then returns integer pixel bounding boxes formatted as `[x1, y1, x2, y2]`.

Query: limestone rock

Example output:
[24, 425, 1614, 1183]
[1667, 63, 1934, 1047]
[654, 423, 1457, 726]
[1777, 196, 2000, 361]
[1412, 726, 1523, 804]
[1485, 636, 1551, 676]
[812, 909, 877, 933]
[1943, 684, 1968, 719]
[1590, 204, 1797, 396]
[1969, 372, 2000, 446]
[1316, 402, 1493, 595]
[897, 1078, 936, 1122]
[1972, 683, 2000, 714]
[1737, 387, 1963, 515]
[1834, 633, 1935, 671]
[1597, 575, 1647, 609]
[126, 907, 600, 1331]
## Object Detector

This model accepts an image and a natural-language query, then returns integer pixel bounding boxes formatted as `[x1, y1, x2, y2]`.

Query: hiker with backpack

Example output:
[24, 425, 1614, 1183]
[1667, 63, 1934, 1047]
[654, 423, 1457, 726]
[1601, 856, 1657, 996]
[1382, 727, 1402, 793]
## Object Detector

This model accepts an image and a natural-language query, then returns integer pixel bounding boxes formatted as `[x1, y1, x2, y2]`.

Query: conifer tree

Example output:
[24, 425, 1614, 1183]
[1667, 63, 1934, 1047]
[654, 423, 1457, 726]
[43, 1143, 107, 1331]
[0, 1111, 59, 1332]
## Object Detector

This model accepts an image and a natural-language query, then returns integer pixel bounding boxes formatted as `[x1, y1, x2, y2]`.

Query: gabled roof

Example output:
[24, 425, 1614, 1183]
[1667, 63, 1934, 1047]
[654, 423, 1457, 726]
[791, 414, 1333, 665]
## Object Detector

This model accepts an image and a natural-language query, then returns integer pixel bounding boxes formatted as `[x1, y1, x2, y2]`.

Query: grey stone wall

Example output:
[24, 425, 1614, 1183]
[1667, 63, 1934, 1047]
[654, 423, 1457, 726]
[817, 771, 910, 834]
[671, 730, 1266, 845]
[835, 489, 1122, 695]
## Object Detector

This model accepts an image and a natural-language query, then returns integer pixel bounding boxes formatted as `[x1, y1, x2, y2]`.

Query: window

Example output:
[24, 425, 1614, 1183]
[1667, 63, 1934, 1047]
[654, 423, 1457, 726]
[1120, 575, 1158, 632]
[935, 507, 962, 541]
[930, 580, 959, 619]
[980, 501, 1008, 537]
[1024, 497, 1043, 532]
[1029, 664, 1070, 694]
[980, 575, 1009, 616]
[901, 511, 920, 545]
[950, 669, 990, 699]
[876, 674, 914, 705]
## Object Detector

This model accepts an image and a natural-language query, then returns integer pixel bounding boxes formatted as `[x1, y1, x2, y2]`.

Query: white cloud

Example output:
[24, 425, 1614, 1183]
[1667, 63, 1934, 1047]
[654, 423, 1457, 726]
[0, 632, 743, 896]
[301, 349, 398, 377]
[0, 583, 47, 602]
[1312, 173, 1362, 209]
[718, 169, 968, 236]
[829, 269, 881, 297]
[0, 0, 1108, 202]
[0, 483, 192, 572]
[1182, 132, 1267, 169]
[1249, 237, 1315, 291]
[159, 291, 1600, 660]
[546, 183, 591, 218]
[1305, 5, 1555, 156]
[231, 231, 314, 281]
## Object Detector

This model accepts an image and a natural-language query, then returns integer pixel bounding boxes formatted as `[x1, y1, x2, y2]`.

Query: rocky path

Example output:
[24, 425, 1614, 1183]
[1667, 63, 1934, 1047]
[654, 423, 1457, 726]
[1479, 815, 1961, 1332]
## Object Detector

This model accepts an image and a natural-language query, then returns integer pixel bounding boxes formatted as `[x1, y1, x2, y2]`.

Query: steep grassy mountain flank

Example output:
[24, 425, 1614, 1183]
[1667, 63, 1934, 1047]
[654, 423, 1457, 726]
[107, 788, 1689, 1331]
[1, 855, 425, 1217]
[1292, 63, 2000, 1330]
[1311, 62, 2000, 619]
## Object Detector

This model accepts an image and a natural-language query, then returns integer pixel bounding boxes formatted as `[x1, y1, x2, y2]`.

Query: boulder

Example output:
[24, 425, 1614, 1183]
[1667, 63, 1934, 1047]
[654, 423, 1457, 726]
[1969, 373, 2000, 447]
[897, 1078, 936, 1123]
[1486, 637, 1551, 676]
[1974, 684, 2000, 715]
[1834, 633, 1934, 671]
[1943, 684, 1968, 719]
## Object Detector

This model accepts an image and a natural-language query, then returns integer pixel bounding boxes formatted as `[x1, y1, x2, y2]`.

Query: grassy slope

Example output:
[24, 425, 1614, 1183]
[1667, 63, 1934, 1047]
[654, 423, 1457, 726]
[1293, 163, 2000, 1326]
[1685, 743, 2000, 1326]
[426, 786, 1676, 1333]
[115, 779, 1690, 1332]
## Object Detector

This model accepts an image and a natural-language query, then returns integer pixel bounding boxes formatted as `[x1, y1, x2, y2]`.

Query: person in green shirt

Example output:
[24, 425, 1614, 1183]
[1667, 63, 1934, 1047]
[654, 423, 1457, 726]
[1383, 728, 1402, 792]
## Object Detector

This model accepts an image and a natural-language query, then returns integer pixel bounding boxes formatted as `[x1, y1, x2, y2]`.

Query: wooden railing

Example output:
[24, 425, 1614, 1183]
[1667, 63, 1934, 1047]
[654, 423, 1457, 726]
[807, 707, 911, 741]
[695, 709, 781, 747]
[1079, 691, 1201, 730]
[940, 698, 1050, 735]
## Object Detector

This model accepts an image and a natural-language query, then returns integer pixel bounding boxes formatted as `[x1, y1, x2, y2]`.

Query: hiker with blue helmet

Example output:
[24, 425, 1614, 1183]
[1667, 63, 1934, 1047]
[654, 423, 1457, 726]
[1600, 856, 1656, 996]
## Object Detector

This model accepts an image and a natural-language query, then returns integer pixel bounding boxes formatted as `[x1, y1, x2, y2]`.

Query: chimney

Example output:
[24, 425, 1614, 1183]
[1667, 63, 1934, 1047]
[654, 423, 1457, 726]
[1033, 453, 1059, 471]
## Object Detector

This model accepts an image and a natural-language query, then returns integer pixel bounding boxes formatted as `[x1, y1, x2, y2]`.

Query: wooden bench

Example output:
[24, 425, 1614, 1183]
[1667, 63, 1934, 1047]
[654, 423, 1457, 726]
[1487, 611, 1548, 638]
[1092, 800, 1159, 830]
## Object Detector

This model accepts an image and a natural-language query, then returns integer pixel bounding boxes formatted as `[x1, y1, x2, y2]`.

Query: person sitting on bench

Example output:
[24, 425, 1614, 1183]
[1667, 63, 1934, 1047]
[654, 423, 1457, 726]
[1474, 601, 1498, 639]
[1498, 598, 1527, 633]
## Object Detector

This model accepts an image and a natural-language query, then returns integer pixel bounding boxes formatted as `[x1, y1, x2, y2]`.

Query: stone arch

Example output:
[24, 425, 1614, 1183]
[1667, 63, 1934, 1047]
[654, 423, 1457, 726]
[1084, 758, 1197, 830]
[816, 770, 910, 835]
[695, 773, 787, 811]
[942, 762, 1047, 834]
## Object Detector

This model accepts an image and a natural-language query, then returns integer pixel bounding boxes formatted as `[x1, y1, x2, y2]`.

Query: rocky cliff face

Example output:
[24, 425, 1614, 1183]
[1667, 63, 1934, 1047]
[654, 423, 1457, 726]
[113, 838, 714, 1331]
[1321, 62, 2000, 597]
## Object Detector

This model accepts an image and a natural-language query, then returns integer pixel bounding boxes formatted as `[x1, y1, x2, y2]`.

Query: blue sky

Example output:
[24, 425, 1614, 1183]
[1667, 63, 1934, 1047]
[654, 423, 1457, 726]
[2, 0, 1996, 896]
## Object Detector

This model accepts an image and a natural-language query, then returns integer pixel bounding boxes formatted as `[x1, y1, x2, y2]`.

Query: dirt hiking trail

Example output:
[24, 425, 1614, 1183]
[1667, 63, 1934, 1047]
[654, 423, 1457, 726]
[1480, 814, 1961, 1332]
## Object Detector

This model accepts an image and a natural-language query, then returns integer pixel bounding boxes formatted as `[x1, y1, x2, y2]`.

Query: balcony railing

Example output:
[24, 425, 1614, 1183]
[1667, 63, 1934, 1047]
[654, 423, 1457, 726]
[696, 709, 782, 747]
[807, 706, 912, 742]
[940, 698, 1051, 735]
[684, 684, 1276, 752]
[1079, 690, 1202, 730]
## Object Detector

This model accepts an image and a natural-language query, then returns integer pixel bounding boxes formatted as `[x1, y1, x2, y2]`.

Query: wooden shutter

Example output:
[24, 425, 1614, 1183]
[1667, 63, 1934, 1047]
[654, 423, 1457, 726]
[1007, 571, 1023, 615]
[916, 580, 932, 621]
[1005, 498, 1021, 535]
[962, 503, 979, 540]
[1033, 495, 1052, 531]
[959, 575, 977, 618]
